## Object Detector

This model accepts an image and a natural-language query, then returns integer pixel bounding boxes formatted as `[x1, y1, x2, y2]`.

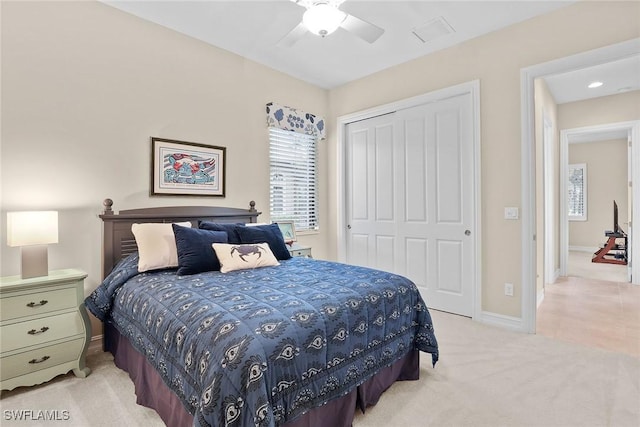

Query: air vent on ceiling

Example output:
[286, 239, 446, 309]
[412, 16, 455, 43]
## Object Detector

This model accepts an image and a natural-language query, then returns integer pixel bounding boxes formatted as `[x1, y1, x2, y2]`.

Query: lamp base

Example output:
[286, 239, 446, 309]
[21, 245, 49, 279]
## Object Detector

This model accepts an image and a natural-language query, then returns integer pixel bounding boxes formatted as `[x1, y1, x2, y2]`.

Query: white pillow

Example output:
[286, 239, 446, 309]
[131, 222, 191, 272]
[212, 242, 280, 273]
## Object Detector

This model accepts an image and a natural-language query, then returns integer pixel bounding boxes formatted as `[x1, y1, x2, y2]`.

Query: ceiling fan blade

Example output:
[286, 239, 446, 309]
[340, 13, 384, 43]
[278, 22, 308, 48]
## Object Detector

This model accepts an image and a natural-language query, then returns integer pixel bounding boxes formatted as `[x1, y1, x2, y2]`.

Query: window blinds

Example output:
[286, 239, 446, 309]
[269, 128, 318, 231]
[568, 163, 587, 220]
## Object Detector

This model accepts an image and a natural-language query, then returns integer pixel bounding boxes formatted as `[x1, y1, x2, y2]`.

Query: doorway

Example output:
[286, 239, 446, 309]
[521, 38, 640, 333]
[559, 123, 637, 282]
[539, 123, 637, 355]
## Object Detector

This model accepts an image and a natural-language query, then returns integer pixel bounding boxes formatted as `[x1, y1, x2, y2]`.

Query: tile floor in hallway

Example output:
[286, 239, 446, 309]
[537, 251, 639, 357]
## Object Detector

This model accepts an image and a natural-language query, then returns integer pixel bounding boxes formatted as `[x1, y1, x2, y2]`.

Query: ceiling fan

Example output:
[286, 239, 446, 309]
[279, 0, 385, 47]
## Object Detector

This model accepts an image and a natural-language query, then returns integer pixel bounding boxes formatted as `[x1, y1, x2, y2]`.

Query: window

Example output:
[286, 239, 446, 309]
[568, 163, 587, 221]
[269, 128, 318, 231]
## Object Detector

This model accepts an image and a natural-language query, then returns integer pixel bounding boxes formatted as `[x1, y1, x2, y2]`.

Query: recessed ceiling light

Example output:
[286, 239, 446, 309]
[617, 86, 633, 93]
[588, 81, 603, 89]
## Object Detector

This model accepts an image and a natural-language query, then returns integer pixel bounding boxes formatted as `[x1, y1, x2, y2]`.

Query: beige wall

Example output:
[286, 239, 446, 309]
[558, 90, 640, 129]
[568, 139, 628, 248]
[0, 2, 328, 336]
[328, 1, 640, 318]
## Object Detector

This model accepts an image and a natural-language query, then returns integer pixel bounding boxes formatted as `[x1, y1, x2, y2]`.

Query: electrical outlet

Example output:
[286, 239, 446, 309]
[504, 283, 514, 297]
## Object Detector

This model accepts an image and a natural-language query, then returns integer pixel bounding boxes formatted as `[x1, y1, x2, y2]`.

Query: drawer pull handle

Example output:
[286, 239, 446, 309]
[27, 327, 50, 335]
[28, 356, 51, 364]
[26, 300, 48, 308]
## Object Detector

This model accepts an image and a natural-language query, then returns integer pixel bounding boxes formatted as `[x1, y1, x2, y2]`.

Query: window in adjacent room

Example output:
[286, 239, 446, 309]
[568, 163, 587, 221]
[269, 128, 318, 232]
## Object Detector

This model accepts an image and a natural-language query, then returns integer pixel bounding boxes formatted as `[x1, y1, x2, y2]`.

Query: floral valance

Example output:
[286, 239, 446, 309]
[266, 102, 326, 140]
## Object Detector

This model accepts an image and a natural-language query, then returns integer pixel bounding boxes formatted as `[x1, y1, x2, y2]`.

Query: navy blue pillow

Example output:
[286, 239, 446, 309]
[198, 221, 243, 244]
[172, 224, 228, 275]
[236, 223, 292, 261]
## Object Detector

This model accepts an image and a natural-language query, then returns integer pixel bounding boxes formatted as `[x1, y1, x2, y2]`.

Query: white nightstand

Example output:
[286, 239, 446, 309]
[0, 269, 91, 390]
[289, 243, 312, 258]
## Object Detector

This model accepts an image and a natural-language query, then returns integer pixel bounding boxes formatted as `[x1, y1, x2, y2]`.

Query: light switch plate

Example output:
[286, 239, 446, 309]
[504, 207, 519, 220]
[505, 283, 514, 296]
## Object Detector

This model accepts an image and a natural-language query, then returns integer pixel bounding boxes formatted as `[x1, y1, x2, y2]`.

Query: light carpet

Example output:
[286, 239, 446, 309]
[1, 310, 638, 427]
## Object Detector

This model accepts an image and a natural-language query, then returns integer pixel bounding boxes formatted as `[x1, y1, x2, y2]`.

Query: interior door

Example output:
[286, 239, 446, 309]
[628, 132, 633, 282]
[345, 113, 396, 271]
[345, 93, 475, 316]
[544, 116, 555, 287]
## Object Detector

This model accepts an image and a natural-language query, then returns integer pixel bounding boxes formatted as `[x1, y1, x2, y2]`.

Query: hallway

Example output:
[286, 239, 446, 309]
[537, 251, 639, 357]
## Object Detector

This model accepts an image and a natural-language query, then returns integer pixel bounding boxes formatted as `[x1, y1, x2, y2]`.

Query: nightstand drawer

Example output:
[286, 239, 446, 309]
[0, 288, 77, 322]
[1, 312, 84, 354]
[291, 248, 311, 257]
[0, 338, 84, 382]
[289, 245, 312, 258]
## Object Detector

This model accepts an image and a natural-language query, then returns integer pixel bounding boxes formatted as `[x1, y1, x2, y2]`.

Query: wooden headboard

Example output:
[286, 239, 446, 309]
[99, 198, 261, 278]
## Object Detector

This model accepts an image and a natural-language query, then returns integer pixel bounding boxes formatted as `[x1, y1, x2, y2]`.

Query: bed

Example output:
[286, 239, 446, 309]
[86, 199, 438, 427]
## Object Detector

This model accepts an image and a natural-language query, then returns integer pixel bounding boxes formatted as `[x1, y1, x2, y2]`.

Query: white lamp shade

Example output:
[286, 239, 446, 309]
[7, 211, 59, 247]
[303, 3, 346, 37]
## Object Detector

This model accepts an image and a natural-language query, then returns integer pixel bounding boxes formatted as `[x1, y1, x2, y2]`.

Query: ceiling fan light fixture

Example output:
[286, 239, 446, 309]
[303, 3, 346, 37]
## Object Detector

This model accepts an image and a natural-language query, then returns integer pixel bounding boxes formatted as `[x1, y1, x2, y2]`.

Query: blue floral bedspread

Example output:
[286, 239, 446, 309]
[85, 254, 438, 427]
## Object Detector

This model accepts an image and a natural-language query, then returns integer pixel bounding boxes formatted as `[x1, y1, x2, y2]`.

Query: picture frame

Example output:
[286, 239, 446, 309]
[275, 221, 296, 243]
[151, 137, 226, 197]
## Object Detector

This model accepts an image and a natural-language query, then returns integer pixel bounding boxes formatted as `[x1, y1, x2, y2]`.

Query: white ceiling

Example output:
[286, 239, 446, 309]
[544, 55, 640, 104]
[103, 0, 639, 103]
[567, 128, 630, 144]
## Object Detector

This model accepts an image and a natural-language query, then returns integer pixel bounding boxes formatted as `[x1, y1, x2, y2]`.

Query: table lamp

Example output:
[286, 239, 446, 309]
[7, 211, 58, 279]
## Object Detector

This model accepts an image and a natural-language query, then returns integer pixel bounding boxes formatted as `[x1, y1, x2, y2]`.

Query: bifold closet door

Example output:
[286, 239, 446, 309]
[345, 92, 474, 316]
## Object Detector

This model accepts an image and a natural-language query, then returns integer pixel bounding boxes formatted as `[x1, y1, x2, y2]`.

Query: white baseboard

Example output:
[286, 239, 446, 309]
[88, 335, 103, 355]
[546, 268, 560, 285]
[569, 246, 596, 253]
[479, 311, 523, 332]
[537, 289, 545, 308]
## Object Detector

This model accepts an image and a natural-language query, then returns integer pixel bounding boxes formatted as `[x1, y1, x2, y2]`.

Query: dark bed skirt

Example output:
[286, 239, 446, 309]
[105, 322, 420, 427]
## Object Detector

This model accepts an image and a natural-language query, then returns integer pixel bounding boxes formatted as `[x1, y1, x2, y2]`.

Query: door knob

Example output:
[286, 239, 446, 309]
[465, 230, 471, 236]
[347, 224, 352, 229]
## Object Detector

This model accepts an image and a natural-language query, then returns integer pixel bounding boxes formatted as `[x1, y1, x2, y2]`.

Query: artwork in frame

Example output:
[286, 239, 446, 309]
[275, 221, 296, 244]
[151, 137, 226, 197]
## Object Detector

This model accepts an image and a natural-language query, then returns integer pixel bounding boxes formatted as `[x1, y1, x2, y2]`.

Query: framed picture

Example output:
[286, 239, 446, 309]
[275, 221, 296, 243]
[151, 137, 226, 197]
